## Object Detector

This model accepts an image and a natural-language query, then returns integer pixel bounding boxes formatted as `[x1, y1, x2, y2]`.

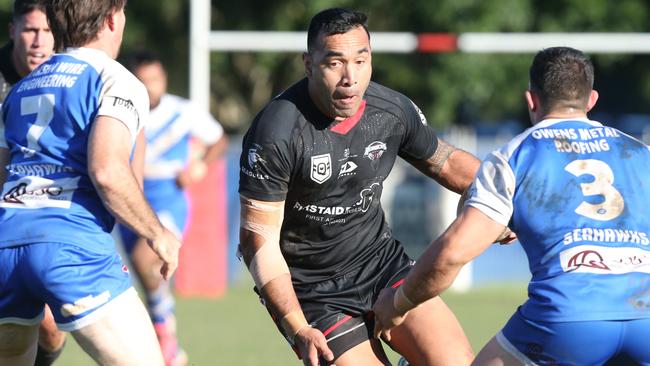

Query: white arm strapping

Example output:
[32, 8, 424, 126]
[240, 196, 289, 289]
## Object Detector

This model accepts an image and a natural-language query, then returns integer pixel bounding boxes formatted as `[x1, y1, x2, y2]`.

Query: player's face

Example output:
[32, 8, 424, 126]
[305, 26, 372, 120]
[133, 61, 167, 109]
[9, 9, 53, 77]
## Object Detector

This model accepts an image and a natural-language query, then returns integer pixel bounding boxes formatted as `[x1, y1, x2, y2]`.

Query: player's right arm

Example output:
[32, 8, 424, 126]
[239, 195, 334, 366]
[88, 115, 179, 280]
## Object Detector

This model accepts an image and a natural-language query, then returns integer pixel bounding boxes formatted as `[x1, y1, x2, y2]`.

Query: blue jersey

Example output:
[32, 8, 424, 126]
[467, 118, 650, 322]
[141, 93, 222, 205]
[0, 47, 148, 251]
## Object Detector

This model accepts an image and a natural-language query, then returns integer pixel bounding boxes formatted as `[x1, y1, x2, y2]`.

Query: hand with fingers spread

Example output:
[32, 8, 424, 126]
[147, 227, 181, 280]
[372, 287, 409, 342]
[295, 326, 335, 366]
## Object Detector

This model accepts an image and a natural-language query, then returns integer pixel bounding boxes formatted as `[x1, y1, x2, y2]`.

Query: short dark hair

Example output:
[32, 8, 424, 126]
[120, 49, 163, 73]
[529, 47, 594, 111]
[12, 0, 47, 21]
[307, 8, 369, 53]
[46, 0, 127, 51]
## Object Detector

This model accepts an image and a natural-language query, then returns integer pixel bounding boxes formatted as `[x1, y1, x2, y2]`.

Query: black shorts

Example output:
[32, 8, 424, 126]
[258, 239, 414, 363]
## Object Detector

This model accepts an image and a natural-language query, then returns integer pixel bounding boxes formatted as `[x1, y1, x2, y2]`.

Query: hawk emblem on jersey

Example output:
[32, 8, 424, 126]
[311, 153, 332, 184]
[247, 147, 265, 169]
[364, 141, 387, 161]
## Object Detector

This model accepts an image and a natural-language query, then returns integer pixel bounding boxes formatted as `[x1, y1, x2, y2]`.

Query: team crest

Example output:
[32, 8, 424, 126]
[311, 153, 332, 184]
[364, 141, 387, 161]
[247, 145, 265, 169]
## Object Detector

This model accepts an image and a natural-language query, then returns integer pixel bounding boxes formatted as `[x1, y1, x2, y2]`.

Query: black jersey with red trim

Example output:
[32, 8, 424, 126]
[239, 78, 438, 283]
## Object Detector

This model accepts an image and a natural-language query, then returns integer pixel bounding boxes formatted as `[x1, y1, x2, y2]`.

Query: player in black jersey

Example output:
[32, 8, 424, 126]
[239, 8, 478, 366]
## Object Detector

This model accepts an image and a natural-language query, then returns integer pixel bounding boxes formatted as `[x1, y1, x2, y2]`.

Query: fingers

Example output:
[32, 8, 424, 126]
[373, 320, 391, 342]
[159, 253, 178, 281]
[316, 338, 334, 362]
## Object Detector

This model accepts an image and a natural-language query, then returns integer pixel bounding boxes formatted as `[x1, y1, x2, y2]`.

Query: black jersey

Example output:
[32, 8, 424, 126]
[239, 78, 438, 283]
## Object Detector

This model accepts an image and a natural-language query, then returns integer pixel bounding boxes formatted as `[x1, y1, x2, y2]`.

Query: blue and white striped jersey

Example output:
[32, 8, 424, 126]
[0, 47, 148, 250]
[467, 118, 650, 322]
[141, 93, 222, 202]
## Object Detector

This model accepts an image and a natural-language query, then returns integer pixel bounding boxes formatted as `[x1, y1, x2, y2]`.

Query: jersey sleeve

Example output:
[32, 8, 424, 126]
[465, 147, 516, 226]
[398, 98, 438, 161]
[186, 101, 224, 145]
[96, 65, 149, 144]
[239, 102, 295, 202]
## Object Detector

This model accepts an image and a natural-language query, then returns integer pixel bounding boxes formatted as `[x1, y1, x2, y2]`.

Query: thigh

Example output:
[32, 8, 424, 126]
[72, 288, 164, 366]
[499, 310, 620, 365]
[0, 246, 46, 325]
[619, 317, 650, 364]
[0, 324, 39, 366]
[332, 339, 390, 366]
[387, 296, 473, 366]
[472, 335, 526, 366]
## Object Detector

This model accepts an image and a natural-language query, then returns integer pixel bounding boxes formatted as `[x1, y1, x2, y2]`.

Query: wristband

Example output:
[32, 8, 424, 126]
[393, 285, 416, 314]
[280, 311, 309, 345]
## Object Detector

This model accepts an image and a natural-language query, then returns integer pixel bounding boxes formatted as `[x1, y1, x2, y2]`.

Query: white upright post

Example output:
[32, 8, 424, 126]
[189, 0, 211, 111]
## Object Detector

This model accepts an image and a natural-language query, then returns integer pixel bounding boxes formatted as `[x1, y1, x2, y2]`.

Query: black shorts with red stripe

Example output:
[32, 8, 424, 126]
[259, 238, 414, 363]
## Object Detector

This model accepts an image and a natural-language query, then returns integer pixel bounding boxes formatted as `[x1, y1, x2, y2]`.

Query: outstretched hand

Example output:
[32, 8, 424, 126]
[372, 288, 408, 342]
[295, 326, 334, 366]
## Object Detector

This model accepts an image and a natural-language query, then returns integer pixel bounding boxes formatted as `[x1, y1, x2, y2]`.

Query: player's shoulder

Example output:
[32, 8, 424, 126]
[249, 80, 306, 140]
[364, 81, 424, 122]
[65, 48, 145, 94]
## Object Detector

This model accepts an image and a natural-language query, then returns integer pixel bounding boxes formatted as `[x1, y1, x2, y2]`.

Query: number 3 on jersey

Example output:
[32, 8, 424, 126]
[21, 93, 55, 158]
[565, 159, 624, 221]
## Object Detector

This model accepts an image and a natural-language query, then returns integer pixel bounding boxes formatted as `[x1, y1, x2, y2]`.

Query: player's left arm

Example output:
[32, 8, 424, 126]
[373, 206, 504, 340]
[409, 138, 481, 194]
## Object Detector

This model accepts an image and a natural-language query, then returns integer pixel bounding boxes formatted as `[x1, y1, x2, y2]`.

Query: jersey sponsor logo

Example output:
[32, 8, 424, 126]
[364, 141, 387, 161]
[60, 291, 111, 317]
[7, 163, 74, 177]
[0, 176, 80, 209]
[292, 182, 381, 224]
[311, 153, 332, 184]
[560, 245, 650, 274]
[338, 161, 358, 178]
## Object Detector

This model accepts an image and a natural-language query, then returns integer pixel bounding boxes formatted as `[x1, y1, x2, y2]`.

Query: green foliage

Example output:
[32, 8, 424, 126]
[2, 0, 650, 131]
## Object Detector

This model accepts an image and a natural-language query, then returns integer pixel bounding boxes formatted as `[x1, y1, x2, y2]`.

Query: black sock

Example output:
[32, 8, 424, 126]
[33, 340, 65, 366]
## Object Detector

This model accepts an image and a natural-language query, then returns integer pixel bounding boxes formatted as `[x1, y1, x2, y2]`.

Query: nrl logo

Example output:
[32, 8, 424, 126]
[311, 153, 332, 184]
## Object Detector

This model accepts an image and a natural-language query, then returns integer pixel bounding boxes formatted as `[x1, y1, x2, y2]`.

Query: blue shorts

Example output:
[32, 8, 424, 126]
[118, 196, 188, 254]
[0, 242, 133, 332]
[499, 308, 650, 365]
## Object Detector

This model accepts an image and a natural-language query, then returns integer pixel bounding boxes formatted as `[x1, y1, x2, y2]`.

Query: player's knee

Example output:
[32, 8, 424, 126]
[38, 329, 65, 352]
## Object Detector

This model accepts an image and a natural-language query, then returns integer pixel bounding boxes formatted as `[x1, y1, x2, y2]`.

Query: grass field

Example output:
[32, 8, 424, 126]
[57, 279, 527, 365]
